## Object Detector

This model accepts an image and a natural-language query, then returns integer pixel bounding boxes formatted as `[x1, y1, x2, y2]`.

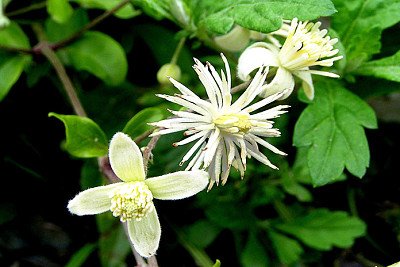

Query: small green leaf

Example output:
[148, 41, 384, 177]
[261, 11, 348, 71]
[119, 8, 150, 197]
[274, 208, 367, 250]
[187, 220, 221, 248]
[354, 50, 400, 82]
[0, 52, 31, 101]
[65, 243, 97, 267]
[47, 0, 74, 24]
[64, 31, 128, 86]
[241, 232, 269, 267]
[0, 22, 30, 48]
[46, 8, 89, 43]
[202, 0, 336, 34]
[293, 80, 377, 186]
[123, 108, 165, 141]
[71, 0, 141, 19]
[281, 173, 312, 202]
[49, 112, 108, 158]
[130, 0, 173, 20]
[268, 230, 303, 264]
[212, 260, 221, 267]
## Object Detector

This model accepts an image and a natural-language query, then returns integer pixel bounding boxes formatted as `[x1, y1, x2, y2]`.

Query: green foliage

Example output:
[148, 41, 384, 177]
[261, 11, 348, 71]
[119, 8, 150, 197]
[47, 0, 74, 24]
[0, 22, 30, 48]
[202, 0, 337, 34]
[72, 0, 141, 19]
[241, 232, 270, 267]
[64, 243, 97, 267]
[49, 112, 108, 158]
[354, 50, 400, 82]
[268, 230, 303, 264]
[293, 80, 377, 186]
[274, 209, 366, 250]
[123, 107, 165, 140]
[62, 31, 128, 86]
[130, 0, 173, 21]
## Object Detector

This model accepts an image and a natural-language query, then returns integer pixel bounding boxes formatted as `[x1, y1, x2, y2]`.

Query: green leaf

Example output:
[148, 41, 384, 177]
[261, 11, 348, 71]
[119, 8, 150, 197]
[47, 0, 74, 24]
[205, 202, 255, 230]
[268, 230, 303, 264]
[0, 22, 30, 48]
[241, 232, 269, 267]
[293, 80, 377, 186]
[274, 209, 367, 250]
[64, 31, 128, 86]
[281, 172, 312, 202]
[71, 0, 141, 19]
[332, 0, 400, 73]
[187, 220, 221, 248]
[123, 107, 164, 141]
[65, 243, 97, 267]
[49, 112, 108, 158]
[0, 52, 31, 101]
[45, 8, 89, 43]
[130, 0, 173, 20]
[354, 50, 400, 82]
[202, 0, 336, 34]
[80, 159, 103, 190]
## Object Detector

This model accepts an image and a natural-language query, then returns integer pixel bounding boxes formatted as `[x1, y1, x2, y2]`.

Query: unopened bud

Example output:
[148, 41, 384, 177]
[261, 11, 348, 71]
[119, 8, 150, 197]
[214, 25, 251, 52]
[170, 0, 191, 27]
[157, 63, 181, 85]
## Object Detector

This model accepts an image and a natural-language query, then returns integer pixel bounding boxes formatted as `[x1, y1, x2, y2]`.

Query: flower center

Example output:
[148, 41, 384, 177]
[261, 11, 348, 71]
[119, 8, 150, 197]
[109, 182, 154, 222]
[214, 113, 252, 134]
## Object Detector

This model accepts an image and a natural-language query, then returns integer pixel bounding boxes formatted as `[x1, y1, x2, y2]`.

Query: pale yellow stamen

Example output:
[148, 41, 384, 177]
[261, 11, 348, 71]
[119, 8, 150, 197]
[214, 114, 252, 134]
[110, 182, 154, 222]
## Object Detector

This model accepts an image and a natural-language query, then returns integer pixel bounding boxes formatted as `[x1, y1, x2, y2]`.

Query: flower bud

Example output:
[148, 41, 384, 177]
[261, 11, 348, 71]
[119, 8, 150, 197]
[0, 16, 10, 30]
[157, 63, 181, 85]
[214, 25, 251, 52]
[170, 0, 191, 27]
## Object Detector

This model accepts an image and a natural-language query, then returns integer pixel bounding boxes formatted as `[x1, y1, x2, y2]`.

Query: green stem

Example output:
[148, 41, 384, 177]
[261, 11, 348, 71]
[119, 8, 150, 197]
[170, 37, 186, 65]
[5, 1, 47, 17]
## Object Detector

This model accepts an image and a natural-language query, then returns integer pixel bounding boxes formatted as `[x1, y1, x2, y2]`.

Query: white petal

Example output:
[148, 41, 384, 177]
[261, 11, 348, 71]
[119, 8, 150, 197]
[145, 170, 209, 200]
[293, 70, 314, 100]
[127, 209, 161, 258]
[238, 43, 279, 81]
[67, 183, 121, 216]
[109, 132, 145, 182]
[259, 67, 294, 99]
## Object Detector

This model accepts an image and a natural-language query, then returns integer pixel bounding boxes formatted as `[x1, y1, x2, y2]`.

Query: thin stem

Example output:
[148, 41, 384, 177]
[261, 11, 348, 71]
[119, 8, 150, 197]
[142, 134, 162, 176]
[170, 37, 186, 65]
[0, 44, 34, 54]
[51, 0, 130, 50]
[230, 80, 251, 94]
[39, 43, 87, 117]
[5, 1, 47, 17]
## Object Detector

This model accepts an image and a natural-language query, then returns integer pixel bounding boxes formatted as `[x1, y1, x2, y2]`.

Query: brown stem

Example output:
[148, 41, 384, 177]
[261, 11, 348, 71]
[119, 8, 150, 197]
[51, 0, 131, 50]
[5, 1, 47, 17]
[142, 134, 162, 176]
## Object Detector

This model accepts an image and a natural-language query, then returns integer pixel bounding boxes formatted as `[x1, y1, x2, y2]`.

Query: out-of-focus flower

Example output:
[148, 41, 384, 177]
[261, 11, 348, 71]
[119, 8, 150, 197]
[151, 54, 289, 190]
[68, 132, 209, 257]
[238, 18, 343, 100]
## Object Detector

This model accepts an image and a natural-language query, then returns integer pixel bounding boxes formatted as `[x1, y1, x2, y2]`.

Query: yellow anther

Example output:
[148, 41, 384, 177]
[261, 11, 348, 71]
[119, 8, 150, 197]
[214, 114, 252, 134]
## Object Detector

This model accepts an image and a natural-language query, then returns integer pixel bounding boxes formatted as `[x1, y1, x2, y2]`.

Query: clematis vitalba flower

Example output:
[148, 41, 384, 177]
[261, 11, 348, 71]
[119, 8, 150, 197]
[151, 54, 289, 190]
[67, 132, 209, 257]
[238, 18, 343, 100]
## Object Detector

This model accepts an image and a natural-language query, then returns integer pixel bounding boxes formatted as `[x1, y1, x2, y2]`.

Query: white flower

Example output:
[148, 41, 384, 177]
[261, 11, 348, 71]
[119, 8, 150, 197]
[67, 132, 209, 258]
[238, 18, 343, 100]
[151, 54, 289, 190]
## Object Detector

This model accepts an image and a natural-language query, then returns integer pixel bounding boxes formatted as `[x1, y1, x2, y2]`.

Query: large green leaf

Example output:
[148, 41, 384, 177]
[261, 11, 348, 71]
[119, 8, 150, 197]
[64, 31, 128, 86]
[293, 80, 377, 186]
[0, 22, 30, 48]
[47, 0, 74, 24]
[354, 50, 400, 82]
[123, 107, 165, 141]
[72, 0, 141, 19]
[0, 53, 30, 101]
[202, 0, 336, 34]
[49, 112, 108, 158]
[274, 209, 366, 250]
[268, 230, 303, 264]
[332, 0, 400, 73]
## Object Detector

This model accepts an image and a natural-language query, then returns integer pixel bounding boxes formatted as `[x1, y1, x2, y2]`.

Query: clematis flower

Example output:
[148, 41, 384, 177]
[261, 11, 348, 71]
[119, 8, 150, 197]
[67, 132, 209, 257]
[238, 18, 343, 100]
[150, 54, 289, 190]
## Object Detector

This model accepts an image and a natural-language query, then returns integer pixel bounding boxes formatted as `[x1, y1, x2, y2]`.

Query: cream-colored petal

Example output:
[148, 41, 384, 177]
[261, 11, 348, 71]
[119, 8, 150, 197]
[127, 209, 161, 258]
[214, 25, 251, 52]
[237, 43, 279, 81]
[145, 170, 209, 200]
[109, 132, 145, 182]
[259, 67, 294, 99]
[293, 70, 314, 100]
[67, 183, 122, 216]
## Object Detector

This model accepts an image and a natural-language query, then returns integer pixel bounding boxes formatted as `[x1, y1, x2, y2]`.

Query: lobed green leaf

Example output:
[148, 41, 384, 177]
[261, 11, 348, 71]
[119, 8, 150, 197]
[293, 80, 377, 186]
[354, 50, 400, 83]
[274, 209, 366, 250]
[268, 230, 303, 264]
[49, 112, 108, 158]
[64, 31, 128, 86]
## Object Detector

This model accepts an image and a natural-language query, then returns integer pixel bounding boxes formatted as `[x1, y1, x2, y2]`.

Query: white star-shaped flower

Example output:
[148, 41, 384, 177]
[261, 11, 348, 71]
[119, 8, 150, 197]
[67, 132, 209, 257]
[151, 54, 289, 190]
[238, 18, 343, 100]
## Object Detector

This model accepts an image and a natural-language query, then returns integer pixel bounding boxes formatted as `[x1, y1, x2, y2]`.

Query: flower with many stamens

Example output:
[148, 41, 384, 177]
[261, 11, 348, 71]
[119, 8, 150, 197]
[151, 54, 289, 190]
[67, 132, 209, 257]
[238, 18, 343, 100]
